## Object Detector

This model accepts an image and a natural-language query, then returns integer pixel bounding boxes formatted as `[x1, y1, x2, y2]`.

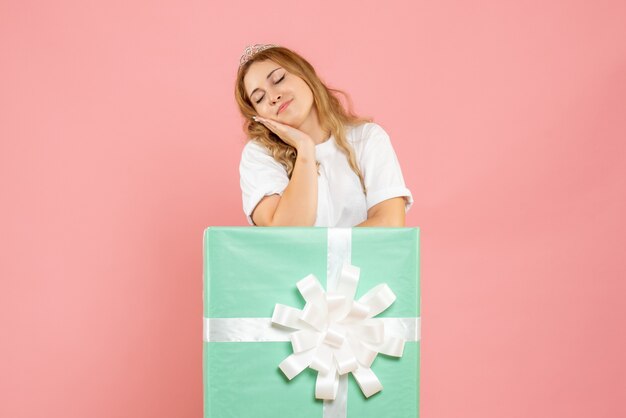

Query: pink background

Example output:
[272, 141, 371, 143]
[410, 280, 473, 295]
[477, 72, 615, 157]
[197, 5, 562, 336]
[1, 1, 625, 417]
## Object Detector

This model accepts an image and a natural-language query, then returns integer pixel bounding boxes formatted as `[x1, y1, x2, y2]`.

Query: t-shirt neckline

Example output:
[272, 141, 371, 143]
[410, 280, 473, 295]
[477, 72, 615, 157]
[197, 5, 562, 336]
[315, 134, 335, 158]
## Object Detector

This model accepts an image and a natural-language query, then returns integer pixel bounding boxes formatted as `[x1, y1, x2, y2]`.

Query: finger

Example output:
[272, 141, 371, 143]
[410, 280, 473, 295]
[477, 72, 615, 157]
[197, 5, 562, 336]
[261, 119, 281, 133]
[254, 117, 285, 137]
[259, 120, 280, 136]
[256, 116, 282, 127]
[253, 116, 269, 126]
[258, 118, 274, 128]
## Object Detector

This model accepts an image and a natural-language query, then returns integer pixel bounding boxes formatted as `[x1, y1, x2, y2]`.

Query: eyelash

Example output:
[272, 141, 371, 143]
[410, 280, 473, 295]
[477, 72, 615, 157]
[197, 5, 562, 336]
[255, 75, 285, 104]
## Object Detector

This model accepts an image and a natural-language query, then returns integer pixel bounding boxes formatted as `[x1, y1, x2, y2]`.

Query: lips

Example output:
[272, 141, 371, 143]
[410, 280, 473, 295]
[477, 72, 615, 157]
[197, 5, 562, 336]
[277, 99, 292, 115]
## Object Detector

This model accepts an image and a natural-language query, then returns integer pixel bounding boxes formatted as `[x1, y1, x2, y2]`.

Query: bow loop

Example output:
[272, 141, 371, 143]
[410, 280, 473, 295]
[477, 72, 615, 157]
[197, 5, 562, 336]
[271, 262, 408, 400]
[358, 284, 396, 318]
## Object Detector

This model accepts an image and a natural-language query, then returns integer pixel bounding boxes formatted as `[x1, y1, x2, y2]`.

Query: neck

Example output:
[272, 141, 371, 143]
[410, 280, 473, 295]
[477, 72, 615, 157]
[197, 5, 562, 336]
[298, 106, 331, 145]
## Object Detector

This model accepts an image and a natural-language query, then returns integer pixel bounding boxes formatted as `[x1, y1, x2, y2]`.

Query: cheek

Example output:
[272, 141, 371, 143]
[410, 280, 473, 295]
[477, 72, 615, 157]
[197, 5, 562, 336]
[296, 84, 313, 103]
[252, 101, 265, 114]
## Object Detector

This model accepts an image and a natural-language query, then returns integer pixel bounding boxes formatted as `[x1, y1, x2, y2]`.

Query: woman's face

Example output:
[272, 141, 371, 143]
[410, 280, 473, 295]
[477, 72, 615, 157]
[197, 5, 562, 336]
[243, 60, 315, 127]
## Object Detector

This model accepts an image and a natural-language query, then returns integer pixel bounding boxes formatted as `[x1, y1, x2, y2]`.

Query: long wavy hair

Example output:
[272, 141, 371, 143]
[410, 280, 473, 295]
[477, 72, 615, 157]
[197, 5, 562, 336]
[234, 46, 373, 195]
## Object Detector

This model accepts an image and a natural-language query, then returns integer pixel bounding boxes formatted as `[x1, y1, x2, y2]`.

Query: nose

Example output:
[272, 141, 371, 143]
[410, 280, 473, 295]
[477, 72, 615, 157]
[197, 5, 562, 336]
[268, 85, 282, 104]
[270, 92, 282, 105]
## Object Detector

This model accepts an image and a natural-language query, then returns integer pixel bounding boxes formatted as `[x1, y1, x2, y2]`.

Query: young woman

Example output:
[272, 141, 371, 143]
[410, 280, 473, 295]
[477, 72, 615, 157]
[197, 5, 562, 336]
[235, 44, 413, 227]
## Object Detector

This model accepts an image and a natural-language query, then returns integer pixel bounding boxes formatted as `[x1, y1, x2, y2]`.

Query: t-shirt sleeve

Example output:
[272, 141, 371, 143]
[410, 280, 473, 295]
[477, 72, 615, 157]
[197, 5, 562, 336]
[239, 141, 290, 225]
[360, 123, 414, 213]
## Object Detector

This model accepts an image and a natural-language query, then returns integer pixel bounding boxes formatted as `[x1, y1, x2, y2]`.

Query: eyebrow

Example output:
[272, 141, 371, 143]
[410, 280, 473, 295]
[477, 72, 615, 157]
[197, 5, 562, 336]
[249, 67, 282, 98]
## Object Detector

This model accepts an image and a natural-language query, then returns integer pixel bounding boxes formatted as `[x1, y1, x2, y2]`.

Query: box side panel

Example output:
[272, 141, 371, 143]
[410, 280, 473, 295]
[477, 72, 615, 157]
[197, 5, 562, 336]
[204, 342, 323, 418]
[351, 228, 419, 317]
[206, 227, 328, 318]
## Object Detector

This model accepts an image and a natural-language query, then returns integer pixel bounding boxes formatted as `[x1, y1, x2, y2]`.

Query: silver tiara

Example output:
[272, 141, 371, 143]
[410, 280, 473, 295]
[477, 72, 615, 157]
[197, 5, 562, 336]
[239, 43, 280, 68]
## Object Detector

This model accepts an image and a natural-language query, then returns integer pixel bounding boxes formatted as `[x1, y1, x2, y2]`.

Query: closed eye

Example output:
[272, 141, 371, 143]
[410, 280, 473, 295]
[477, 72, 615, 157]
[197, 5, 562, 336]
[255, 75, 285, 104]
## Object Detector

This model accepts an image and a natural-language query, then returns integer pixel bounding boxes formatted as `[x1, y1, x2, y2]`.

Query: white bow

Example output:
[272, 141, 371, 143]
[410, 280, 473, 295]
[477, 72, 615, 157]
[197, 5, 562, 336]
[272, 262, 407, 400]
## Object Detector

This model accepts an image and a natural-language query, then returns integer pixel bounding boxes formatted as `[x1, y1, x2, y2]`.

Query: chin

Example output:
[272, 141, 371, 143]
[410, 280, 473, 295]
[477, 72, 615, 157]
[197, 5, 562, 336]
[289, 116, 306, 129]
[280, 111, 303, 127]
[282, 119, 300, 129]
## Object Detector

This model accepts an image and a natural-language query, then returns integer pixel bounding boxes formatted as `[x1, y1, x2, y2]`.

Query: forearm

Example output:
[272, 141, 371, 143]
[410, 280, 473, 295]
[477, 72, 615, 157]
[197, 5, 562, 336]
[355, 213, 405, 227]
[270, 145, 318, 226]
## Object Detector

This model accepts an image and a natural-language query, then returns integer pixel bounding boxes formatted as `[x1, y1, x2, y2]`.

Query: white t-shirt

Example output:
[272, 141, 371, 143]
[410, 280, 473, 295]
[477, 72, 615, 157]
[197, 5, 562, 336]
[239, 122, 414, 226]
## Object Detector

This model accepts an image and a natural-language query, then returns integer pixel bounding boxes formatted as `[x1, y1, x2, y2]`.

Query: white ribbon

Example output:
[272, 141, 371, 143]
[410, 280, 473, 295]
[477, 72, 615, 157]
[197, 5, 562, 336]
[203, 228, 420, 418]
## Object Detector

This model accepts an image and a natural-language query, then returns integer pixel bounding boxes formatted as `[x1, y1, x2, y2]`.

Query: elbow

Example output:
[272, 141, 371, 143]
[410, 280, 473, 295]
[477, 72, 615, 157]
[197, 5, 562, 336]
[384, 217, 405, 227]
[268, 214, 316, 227]
[386, 209, 406, 227]
[366, 198, 407, 227]
[391, 219, 406, 227]
[374, 212, 406, 227]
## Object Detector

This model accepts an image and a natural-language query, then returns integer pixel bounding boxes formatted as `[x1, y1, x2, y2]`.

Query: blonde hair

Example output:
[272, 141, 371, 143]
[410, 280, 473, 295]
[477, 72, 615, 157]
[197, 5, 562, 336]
[234, 46, 373, 195]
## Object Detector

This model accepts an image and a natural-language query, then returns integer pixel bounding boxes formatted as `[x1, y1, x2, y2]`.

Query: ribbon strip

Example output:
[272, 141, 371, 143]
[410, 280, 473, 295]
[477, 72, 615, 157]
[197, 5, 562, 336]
[203, 317, 420, 343]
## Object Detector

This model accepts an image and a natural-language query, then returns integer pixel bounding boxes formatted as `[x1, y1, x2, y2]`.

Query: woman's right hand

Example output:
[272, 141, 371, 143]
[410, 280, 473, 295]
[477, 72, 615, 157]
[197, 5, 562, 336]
[252, 115, 315, 152]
